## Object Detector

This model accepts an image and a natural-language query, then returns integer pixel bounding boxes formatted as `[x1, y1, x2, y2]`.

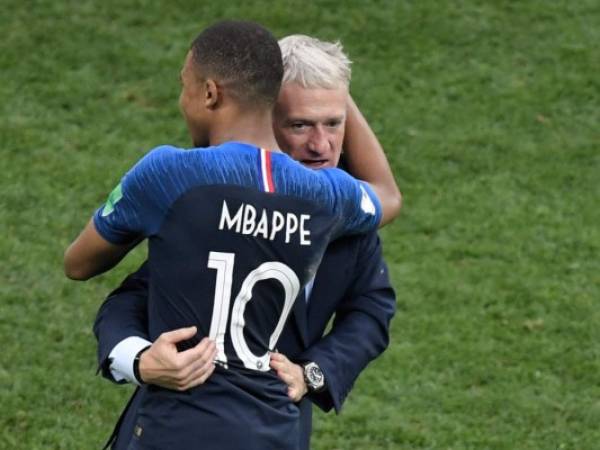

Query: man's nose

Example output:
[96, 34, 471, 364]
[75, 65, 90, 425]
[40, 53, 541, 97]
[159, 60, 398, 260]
[306, 126, 329, 153]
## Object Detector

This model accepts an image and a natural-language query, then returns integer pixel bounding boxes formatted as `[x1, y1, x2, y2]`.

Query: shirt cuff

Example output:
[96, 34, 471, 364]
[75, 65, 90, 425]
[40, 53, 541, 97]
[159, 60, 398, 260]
[108, 336, 152, 386]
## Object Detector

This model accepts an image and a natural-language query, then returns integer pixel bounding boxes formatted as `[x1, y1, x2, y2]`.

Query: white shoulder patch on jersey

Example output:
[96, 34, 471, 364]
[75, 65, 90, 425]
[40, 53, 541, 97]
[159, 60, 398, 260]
[360, 185, 376, 215]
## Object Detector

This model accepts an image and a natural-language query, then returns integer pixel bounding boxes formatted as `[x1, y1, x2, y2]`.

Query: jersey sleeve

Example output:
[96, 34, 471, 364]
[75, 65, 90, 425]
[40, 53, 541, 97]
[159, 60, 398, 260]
[322, 168, 382, 238]
[93, 145, 181, 245]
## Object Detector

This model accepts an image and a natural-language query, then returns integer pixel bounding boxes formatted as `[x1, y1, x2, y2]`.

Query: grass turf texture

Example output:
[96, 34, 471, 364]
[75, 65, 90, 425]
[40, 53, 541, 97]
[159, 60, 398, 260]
[1, 1, 598, 448]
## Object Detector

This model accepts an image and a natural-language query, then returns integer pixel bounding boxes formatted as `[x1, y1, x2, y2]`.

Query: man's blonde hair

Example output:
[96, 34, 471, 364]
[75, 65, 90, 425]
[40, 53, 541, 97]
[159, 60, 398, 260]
[279, 34, 351, 89]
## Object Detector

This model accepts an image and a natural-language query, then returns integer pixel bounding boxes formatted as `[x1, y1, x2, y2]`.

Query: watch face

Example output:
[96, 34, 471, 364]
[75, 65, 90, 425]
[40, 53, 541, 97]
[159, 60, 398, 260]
[305, 363, 324, 390]
[307, 366, 323, 384]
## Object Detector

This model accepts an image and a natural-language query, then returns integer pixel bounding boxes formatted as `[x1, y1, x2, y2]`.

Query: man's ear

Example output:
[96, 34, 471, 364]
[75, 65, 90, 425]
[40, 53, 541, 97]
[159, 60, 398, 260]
[204, 79, 219, 109]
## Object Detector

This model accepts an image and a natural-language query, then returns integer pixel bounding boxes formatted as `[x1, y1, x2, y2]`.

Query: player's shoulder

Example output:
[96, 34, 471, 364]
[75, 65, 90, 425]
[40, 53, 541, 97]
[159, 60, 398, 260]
[269, 152, 350, 186]
[132, 144, 184, 171]
[310, 165, 369, 198]
[143, 144, 183, 160]
[133, 143, 225, 174]
[269, 153, 338, 203]
[268, 155, 370, 214]
[141, 142, 229, 161]
[269, 151, 341, 177]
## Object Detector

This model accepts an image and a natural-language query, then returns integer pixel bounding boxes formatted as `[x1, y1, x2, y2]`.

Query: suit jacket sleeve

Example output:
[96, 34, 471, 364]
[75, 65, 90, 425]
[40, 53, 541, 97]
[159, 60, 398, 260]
[93, 262, 151, 382]
[296, 232, 396, 413]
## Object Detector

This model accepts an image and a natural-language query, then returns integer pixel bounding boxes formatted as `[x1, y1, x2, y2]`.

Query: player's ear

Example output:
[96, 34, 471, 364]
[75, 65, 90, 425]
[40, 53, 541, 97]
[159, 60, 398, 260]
[204, 79, 219, 109]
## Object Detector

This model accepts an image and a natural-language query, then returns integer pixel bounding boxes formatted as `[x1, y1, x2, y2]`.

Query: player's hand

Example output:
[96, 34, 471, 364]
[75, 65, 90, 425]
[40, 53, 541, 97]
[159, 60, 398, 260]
[138, 326, 217, 391]
[269, 352, 307, 402]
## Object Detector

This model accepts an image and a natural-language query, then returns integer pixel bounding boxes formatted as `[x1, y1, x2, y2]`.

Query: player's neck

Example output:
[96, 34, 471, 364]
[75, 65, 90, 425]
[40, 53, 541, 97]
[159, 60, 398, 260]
[208, 107, 280, 151]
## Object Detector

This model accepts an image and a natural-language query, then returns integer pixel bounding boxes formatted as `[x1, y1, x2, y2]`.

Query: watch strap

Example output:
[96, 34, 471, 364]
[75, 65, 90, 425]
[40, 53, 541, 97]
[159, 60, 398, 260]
[132, 345, 152, 385]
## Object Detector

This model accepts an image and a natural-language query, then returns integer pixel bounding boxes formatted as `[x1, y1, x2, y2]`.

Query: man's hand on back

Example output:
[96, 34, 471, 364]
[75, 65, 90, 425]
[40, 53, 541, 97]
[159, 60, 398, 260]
[139, 326, 217, 391]
[270, 352, 308, 402]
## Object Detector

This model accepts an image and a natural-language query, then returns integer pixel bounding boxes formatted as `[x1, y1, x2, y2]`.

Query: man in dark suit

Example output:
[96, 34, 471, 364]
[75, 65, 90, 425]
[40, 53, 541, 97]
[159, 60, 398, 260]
[94, 34, 398, 450]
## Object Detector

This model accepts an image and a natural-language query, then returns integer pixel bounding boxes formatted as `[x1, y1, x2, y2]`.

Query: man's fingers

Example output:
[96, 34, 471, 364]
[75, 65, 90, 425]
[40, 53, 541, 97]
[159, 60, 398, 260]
[178, 337, 216, 366]
[269, 353, 289, 367]
[197, 361, 216, 383]
[271, 356, 306, 402]
[269, 359, 287, 373]
[270, 354, 293, 374]
[177, 354, 217, 390]
[288, 387, 302, 402]
[179, 363, 216, 391]
[176, 345, 218, 387]
[273, 365, 296, 387]
[159, 326, 198, 344]
[185, 345, 218, 378]
[270, 352, 289, 363]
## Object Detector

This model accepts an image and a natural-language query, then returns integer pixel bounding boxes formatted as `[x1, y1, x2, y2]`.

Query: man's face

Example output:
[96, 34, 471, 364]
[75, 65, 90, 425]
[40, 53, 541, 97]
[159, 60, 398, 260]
[273, 83, 347, 169]
[179, 51, 210, 147]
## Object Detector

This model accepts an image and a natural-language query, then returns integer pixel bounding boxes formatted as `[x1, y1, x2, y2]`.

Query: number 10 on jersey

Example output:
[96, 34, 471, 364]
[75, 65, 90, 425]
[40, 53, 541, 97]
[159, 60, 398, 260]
[207, 252, 300, 371]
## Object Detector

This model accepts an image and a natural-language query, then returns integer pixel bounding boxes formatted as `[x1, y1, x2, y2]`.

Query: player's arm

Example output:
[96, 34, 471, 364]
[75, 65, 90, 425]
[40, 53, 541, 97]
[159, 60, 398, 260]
[64, 219, 138, 280]
[64, 146, 176, 281]
[342, 95, 402, 226]
[295, 233, 395, 412]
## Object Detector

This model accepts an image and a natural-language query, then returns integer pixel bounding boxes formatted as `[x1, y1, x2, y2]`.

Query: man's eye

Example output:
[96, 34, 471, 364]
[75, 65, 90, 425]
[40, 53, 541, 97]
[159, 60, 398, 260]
[291, 123, 307, 130]
[326, 121, 341, 128]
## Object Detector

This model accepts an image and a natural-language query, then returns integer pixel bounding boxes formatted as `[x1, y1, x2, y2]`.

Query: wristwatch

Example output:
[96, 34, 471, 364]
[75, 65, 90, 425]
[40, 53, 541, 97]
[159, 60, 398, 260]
[302, 362, 325, 393]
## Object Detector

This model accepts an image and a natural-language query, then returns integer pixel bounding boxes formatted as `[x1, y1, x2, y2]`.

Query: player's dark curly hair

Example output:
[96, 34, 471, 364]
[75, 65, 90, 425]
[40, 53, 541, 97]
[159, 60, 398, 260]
[190, 20, 283, 108]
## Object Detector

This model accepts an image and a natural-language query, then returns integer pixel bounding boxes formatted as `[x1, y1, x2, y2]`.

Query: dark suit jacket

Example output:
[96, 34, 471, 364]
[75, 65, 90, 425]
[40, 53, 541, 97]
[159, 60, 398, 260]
[94, 231, 395, 450]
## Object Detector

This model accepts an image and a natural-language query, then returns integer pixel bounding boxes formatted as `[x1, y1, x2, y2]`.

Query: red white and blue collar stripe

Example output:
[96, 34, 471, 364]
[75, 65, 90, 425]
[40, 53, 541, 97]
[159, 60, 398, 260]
[258, 147, 275, 193]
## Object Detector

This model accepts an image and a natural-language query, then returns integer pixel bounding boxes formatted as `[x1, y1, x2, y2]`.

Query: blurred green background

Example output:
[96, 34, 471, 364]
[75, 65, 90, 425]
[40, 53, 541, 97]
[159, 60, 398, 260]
[1, 1, 598, 448]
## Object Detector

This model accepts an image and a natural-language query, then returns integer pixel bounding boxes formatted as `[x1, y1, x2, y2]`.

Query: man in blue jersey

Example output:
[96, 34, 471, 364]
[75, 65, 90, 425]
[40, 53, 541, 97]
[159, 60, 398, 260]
[65, 22, 400, 449]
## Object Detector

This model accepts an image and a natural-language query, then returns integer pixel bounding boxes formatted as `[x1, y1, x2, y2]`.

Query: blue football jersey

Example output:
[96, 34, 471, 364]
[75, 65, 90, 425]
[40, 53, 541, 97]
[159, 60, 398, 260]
[93, 142, 381, 449]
